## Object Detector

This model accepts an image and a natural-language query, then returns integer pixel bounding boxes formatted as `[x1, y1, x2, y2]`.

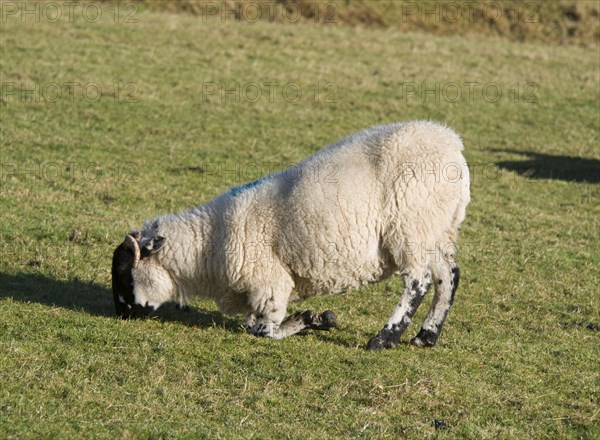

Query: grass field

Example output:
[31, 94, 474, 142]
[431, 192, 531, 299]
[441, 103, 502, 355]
[135, 0, 600, 47]
[1, 2, 599, 439]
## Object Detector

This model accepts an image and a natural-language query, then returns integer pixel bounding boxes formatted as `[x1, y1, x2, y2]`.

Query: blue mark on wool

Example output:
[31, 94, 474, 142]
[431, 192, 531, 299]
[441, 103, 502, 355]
[228, 177, 265, 197]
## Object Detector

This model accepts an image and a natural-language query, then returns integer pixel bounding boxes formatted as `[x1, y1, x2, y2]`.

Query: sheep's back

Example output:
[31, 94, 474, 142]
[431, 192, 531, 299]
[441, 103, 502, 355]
[273, 121, 469, 296]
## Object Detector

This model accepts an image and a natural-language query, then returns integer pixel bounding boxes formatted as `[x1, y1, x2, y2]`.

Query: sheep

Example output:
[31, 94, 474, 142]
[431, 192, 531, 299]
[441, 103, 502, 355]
[112, 120, 470, 349]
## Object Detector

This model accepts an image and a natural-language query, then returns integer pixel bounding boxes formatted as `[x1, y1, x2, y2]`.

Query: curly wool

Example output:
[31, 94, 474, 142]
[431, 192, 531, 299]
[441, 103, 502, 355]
[128, 121, 470, 331]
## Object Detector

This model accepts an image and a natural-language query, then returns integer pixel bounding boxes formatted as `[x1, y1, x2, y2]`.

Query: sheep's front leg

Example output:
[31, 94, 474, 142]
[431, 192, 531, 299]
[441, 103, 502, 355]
[279, 310, 338, 338]
[244, 310, 338, 340]
[367, 270, 432, 350]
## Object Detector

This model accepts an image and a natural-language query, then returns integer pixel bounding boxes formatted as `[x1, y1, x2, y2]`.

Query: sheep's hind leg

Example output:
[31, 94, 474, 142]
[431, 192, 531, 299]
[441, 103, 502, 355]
[367, 269, 432, 350]
[411, 262, 460, 348]
[244, 310, 338, 340]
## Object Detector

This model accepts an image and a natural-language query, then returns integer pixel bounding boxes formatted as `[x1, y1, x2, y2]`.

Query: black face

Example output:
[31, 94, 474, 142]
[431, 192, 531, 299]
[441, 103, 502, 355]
[111, 243, 154, 319]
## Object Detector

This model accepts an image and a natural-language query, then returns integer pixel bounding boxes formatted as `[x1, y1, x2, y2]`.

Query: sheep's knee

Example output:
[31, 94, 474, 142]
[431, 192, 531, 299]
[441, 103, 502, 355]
[243, 310, 284, 339]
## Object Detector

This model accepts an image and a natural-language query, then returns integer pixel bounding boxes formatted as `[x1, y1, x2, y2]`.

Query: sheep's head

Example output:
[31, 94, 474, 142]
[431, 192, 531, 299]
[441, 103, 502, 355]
[111, 230, 167, 319]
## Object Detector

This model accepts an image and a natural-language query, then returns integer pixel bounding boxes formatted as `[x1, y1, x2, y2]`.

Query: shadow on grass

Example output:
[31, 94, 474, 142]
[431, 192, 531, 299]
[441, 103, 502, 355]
[307, 331, 357, 348]
[0, 272, 240, 331]
[0, 272, 358, 346]
[494, 149, 600, 183]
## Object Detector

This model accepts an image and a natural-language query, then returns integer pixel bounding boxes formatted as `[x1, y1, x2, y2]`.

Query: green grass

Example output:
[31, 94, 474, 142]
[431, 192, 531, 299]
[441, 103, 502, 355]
[1, 4, 599, 439]
[132, 0, 600, 47]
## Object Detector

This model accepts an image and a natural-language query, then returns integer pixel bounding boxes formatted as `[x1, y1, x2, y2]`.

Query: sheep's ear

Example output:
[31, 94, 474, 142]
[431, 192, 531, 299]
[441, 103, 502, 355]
[152, 236, 166, 252]
[140, 235, 166, 257]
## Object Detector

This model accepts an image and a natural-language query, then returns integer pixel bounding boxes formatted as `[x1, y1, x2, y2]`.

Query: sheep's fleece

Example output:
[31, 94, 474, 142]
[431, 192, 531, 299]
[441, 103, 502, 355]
[112, 121, 470, 349]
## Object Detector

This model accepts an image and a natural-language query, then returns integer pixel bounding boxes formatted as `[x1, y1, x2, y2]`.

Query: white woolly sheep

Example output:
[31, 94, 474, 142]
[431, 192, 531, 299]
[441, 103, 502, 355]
[112, 121, 470, 349]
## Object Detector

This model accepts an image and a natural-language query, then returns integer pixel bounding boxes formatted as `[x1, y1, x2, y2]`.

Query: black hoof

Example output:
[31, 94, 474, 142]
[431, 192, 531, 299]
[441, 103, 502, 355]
[410, 329, 438, 348]
[366, 327, 401, 350]
[319, 310, 338, 329]
[305, 310, 338, 330]
[367, 336, 394, 350]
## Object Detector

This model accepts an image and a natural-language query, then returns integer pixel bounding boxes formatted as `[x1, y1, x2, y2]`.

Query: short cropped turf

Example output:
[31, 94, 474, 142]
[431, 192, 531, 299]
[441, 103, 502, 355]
[0, 3, 598, 439]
